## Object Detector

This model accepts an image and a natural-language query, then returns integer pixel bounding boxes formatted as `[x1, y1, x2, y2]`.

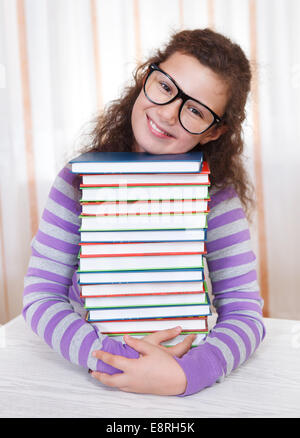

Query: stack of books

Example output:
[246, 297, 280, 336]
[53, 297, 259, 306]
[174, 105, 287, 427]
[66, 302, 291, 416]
[70, 151, 211, 347]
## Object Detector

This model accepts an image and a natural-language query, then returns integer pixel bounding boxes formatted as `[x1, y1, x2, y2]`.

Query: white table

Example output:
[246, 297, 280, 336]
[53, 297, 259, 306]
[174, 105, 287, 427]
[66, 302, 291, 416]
[1, 315, 300, 418]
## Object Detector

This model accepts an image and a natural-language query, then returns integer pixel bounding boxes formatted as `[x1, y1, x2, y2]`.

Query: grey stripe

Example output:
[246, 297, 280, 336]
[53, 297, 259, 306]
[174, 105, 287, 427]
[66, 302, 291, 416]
[38, 219, 80, 245]
[54, 173, 81, 202]
[33, 238, 78, 265]
[69, 323, 99, 364]
[23, 292, 68, 308]
[213, 326, 247, 365]
[206, 336, 235, 375]
[207, 218, 249, 242]
[86, 337, 105, 370]
[208, 195, 242, 220]
[220, 318, 262, 353]
[36, 302, 75, 339]
[207, 260, 258, 282]
[51, 312, 82, 354]
[207, 240, 254, 260]
[46, 197, 80, 224]
[214, 297, 262, 307]
[29, 256, 76, 279]
[24, 276, 62, 287]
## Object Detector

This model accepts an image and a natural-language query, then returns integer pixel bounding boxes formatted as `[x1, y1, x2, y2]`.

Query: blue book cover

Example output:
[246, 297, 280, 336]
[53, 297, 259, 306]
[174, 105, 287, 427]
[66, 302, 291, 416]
[70, 151, 203, 174]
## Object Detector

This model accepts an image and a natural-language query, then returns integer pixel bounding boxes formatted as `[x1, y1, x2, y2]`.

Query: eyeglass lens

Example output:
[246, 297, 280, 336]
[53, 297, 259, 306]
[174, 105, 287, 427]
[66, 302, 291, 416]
[144, 69, 214, 134]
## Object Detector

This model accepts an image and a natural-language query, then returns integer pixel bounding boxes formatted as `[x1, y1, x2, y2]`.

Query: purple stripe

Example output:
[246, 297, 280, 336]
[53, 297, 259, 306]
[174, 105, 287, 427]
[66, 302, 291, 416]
[238, 316, 264, 348]
[43, 209, 80, 235]
[212, 269, 257, 293]
[72, 277, 82, 297]
[210, 186, 237, 209]
[207, 229, 250, 253]
[213, 291, 261, 300]
[209, 331, 240, 371]
[225, 316, 263, 349]
[203, 339, 227, 375]
[70, 275, 85, 305]
[68, 285, 83, 304]
[60, 319, 86, 361]
[23, 282, 69, 297]
[44, 310, 73, 347]
[58, 166, 79, 186]
[50, 186, 81, 215]
[216, 322, 252, 361]
[208, 251, 256, 272]
[216, 301, 263, 317]
[217, 314, 266, 342]
[31, 300, 58, 333]
[27, 267, 73, 286]
[36, 229, 79, 255]
[79, 331, 98, 368]
[208, 208, 245, 231]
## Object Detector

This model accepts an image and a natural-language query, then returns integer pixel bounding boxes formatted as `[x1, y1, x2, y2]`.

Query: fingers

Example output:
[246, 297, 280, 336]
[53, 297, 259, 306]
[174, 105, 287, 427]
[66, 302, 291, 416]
[167, 334, 197, 358]
[123, 334, 156, 355]
[92, 350, 133, 372]
[91, 370, 128, 390]
[143, 326, 182, 345]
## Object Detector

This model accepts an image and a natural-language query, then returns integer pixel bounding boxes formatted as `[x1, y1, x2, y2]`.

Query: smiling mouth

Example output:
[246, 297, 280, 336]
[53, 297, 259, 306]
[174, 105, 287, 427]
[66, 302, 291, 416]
[146, 115, 174, 138]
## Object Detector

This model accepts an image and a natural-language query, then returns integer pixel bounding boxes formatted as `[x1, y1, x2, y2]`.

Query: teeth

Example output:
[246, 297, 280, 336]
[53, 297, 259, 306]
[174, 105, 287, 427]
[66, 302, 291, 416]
[149, 119, 170, 136]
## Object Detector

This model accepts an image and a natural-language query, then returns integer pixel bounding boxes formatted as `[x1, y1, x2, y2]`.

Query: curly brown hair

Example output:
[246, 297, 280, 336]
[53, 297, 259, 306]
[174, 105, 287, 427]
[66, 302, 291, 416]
[78, 28, 255, 218]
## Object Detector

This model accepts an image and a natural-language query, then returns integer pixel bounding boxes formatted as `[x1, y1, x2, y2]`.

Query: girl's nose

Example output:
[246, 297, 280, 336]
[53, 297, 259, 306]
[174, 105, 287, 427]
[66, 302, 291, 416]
[156, 99, 182, 125]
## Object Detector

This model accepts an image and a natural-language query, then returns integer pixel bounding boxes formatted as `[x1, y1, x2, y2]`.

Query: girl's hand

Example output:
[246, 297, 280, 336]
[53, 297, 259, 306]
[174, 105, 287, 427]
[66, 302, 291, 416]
[141, 326, 196, 358]
[91, 335, 188, 395]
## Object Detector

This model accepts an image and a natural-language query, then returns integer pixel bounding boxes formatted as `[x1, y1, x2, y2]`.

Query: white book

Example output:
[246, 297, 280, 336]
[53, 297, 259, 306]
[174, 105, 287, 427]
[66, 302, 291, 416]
[80, 280, 206, 297]
[81, 199, 209, 215]
[78, 269, 204, 284]
[80, 185, 209, 202]
[80, 229, 206, 243]
[107, 332, 207, 347]
[80, 212, 207, 231]
[88, 304, 211, 321]
[80, 240, 206, 256]
[79, 253, 204, 272]
[82, 173, 209, 185]
[89, 317, 207, 333]
[84, 292, 207, 309]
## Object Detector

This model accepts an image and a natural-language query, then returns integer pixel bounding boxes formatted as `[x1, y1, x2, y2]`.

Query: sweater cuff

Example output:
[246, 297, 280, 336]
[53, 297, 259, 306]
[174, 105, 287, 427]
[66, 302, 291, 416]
[174, 342, 224, 396]
[96, 336, 140, 374]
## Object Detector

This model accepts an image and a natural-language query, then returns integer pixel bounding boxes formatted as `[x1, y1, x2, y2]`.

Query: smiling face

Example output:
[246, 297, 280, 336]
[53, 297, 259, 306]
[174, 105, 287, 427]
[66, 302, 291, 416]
[131, 52, 229, 155]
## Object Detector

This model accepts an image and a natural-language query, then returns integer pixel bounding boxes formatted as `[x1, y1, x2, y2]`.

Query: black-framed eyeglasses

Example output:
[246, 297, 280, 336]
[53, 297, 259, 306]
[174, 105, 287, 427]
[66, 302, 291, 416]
[143, 63, 223, 135]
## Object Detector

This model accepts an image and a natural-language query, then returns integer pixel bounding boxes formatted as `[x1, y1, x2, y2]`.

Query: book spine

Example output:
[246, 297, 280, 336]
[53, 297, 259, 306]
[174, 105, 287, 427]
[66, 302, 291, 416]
[73, 161, 211, 334]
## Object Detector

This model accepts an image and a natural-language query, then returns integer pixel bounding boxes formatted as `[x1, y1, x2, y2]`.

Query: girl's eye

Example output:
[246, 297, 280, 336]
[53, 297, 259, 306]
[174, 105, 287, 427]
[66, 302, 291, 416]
[159, 81, 172, 94]
[188, 106, 204, 118]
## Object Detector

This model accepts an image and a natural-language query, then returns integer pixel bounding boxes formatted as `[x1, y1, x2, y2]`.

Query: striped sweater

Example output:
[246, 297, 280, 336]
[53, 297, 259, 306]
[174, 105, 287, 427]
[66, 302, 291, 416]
[23, 165, 266, 396]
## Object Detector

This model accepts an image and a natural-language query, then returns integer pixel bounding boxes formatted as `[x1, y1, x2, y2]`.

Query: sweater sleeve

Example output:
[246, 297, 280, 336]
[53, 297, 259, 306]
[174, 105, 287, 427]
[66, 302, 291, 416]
[22, 166, 139, 374]
[175, 185, 266, 396]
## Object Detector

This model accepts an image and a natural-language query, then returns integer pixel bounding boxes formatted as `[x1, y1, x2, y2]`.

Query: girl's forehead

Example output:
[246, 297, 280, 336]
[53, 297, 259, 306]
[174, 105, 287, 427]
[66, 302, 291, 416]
[159, 52, 229, 113]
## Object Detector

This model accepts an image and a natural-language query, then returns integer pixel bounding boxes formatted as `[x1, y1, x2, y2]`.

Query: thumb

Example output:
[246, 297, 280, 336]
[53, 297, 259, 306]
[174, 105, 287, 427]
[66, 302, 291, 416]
[123, 334, 154, 356]
[144, 326, 182, 346]
[167, 334, 197, 358]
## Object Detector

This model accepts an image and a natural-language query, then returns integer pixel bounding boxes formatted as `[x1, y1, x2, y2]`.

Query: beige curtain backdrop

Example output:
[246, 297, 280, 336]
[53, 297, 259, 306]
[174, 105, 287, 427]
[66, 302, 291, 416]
[1, 0, 300, 324]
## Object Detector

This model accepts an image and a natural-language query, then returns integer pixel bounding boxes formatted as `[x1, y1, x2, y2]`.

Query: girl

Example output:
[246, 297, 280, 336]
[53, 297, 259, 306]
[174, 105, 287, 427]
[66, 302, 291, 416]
[23, 28, 265, 396]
